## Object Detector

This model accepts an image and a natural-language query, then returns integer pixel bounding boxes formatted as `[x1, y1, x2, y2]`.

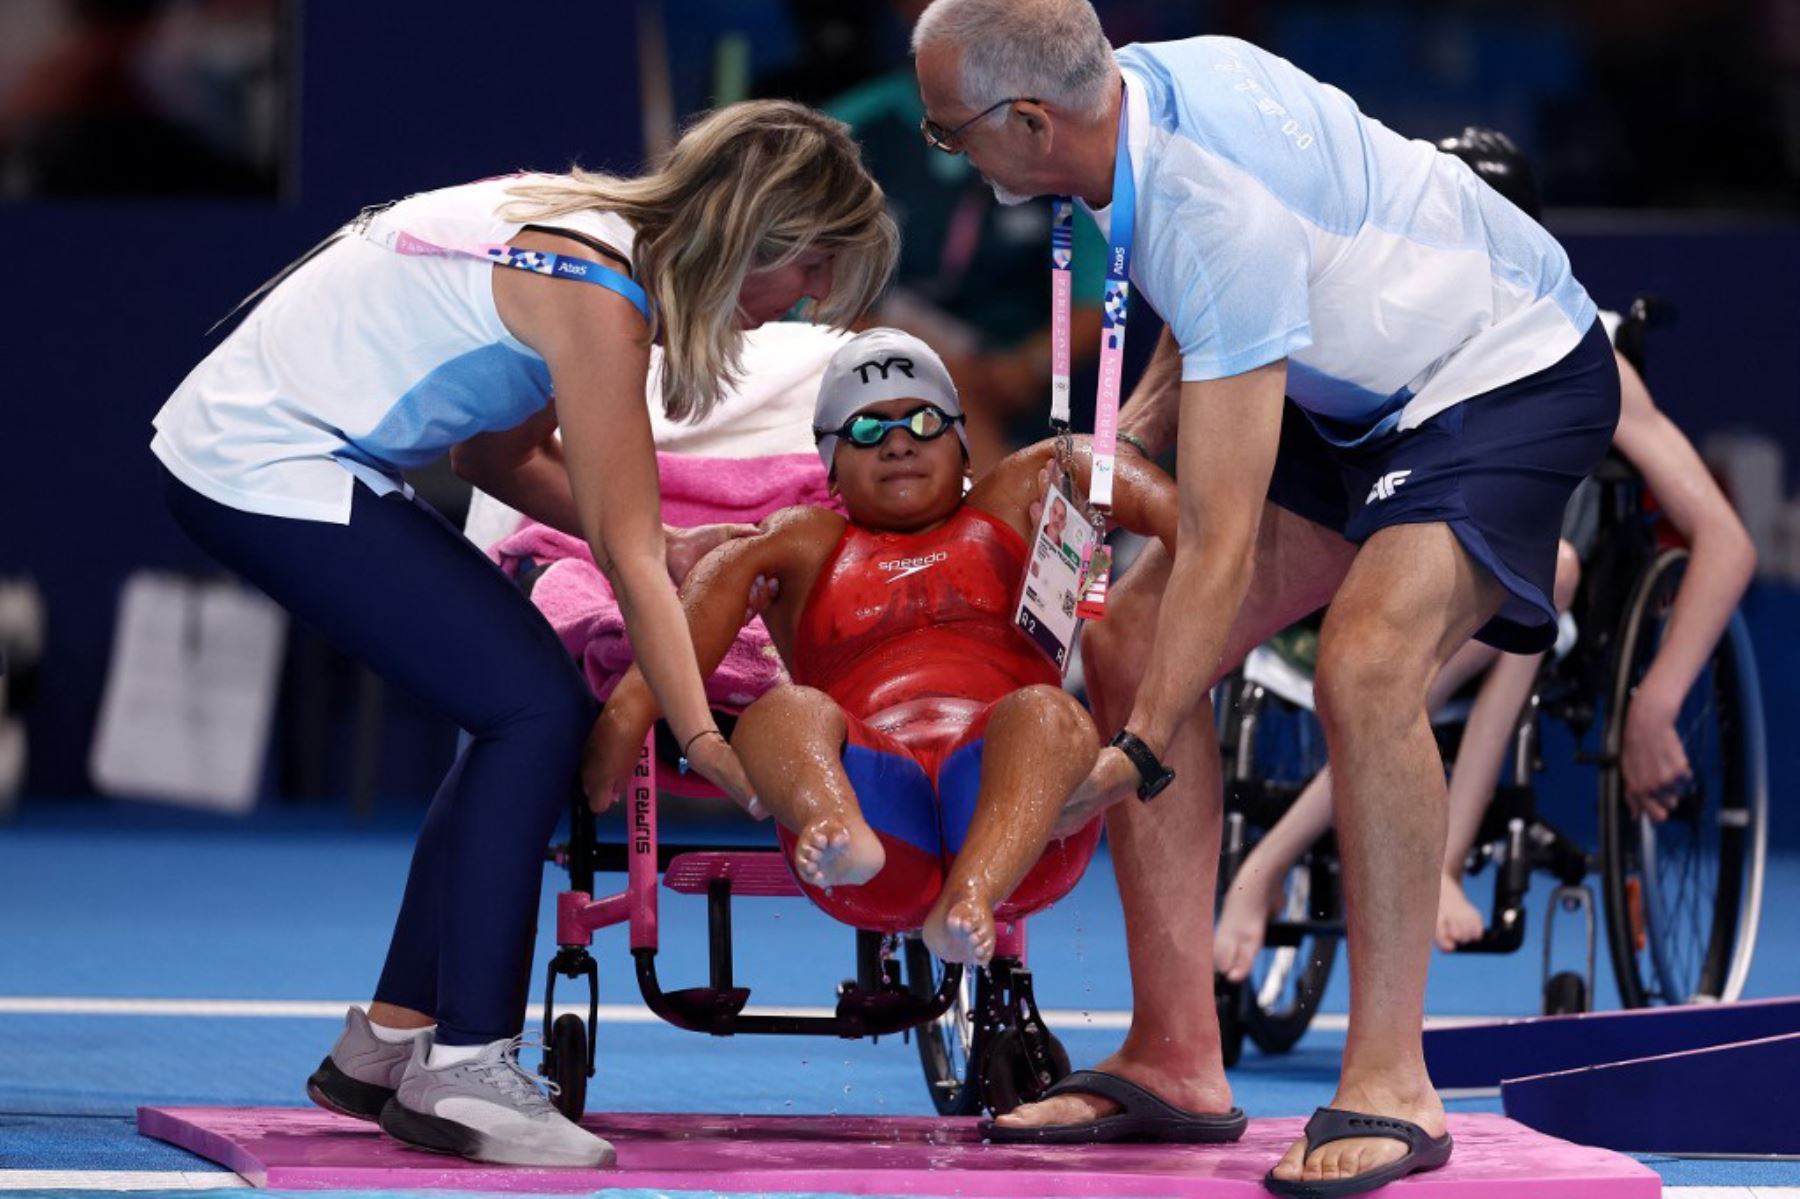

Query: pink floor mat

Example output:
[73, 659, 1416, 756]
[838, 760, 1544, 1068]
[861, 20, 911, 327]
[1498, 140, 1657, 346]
[139, 1106, 1660, 1196]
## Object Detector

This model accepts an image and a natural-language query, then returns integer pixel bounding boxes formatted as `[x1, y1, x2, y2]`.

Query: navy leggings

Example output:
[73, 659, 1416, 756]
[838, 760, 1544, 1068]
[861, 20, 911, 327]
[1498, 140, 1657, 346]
[163, 469, 595, 1045]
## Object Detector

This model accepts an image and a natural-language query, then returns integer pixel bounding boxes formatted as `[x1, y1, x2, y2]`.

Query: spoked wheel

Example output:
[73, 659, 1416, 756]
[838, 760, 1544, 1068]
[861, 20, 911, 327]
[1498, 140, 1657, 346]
[1600, 549, 1767, 1008]
[904, 936, 981, 1115]
[979, 1026, 1071, 1116]
[1220, 664, 1340, 1057]
[543, 1012, 589, 1120]
[1242, 858, 1340, 1055]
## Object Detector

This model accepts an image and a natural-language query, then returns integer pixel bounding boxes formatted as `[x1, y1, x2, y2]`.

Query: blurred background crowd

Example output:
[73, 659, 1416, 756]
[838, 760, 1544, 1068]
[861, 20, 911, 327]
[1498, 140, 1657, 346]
[0, 0, 1795, 824]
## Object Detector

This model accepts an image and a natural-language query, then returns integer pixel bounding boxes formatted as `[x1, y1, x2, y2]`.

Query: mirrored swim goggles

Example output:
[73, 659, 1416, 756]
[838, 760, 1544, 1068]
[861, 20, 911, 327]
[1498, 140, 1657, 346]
[815, 403, 966, 450]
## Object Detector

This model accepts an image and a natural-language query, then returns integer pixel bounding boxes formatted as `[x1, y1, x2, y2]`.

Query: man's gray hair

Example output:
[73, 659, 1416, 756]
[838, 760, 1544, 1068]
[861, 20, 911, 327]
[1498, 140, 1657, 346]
[912, 0, 1116, 120]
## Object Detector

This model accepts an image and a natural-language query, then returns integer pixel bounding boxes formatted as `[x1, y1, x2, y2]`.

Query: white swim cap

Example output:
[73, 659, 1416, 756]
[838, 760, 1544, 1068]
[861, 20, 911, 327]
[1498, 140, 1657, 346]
[812, 328, 966, 467]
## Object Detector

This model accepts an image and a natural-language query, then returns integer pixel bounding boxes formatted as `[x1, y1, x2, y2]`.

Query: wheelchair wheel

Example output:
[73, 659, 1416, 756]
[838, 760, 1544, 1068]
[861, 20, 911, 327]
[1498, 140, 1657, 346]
[1241, 860, 1340, 1055]
[979, 1025, 1071, 1116]
[904, 937, 981, 1116]
[1543, 970, 1588, 1016]
[543, 1012, 588, 1120]
[1221, 672, 1340, 1056]
[1600, 549, 1767, 1008]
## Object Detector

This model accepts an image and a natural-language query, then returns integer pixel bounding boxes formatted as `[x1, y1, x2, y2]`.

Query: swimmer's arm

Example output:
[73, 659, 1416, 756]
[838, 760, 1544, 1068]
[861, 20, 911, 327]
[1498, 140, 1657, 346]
[970, 437, 1177, 551]
[1610, 350, 1757, 725]
[597, 507, 845, 744]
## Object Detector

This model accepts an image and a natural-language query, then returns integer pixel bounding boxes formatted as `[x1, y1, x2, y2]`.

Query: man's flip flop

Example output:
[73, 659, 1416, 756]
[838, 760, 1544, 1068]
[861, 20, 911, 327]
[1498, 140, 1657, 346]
[979, 1069, 1248, 1145]
[1263, 1107, 1454, 1197]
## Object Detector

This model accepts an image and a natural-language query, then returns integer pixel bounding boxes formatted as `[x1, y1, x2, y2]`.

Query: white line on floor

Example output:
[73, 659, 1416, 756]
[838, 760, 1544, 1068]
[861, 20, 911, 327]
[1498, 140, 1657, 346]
[0, 1170, 247, 1191]
[0, 996, 1509, 1033]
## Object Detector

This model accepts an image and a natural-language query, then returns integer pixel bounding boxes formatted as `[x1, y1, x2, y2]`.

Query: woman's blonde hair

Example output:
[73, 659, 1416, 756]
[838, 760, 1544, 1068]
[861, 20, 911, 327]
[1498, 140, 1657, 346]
[503, 100, 899, 423]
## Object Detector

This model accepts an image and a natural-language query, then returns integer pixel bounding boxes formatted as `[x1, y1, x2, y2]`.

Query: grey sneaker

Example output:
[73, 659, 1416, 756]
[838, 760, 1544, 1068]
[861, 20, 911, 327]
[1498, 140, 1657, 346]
[378, 1035, 614, 1168]
[306, 1006, 423, 1121]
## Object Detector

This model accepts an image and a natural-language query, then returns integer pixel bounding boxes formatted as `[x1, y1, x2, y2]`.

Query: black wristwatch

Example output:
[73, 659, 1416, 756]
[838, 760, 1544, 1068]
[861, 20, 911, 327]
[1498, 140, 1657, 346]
[1109, 729, 1175, 801]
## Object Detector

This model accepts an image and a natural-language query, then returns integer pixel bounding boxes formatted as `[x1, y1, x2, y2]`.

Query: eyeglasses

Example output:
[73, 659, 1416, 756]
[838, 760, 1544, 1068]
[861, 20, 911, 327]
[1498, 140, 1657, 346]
[817, 404, 964, 449]
[920, 96, 1039, 155]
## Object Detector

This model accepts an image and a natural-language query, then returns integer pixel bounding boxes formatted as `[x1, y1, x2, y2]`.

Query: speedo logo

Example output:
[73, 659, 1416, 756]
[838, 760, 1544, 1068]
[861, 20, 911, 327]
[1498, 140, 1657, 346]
[879, 551, 948, 582]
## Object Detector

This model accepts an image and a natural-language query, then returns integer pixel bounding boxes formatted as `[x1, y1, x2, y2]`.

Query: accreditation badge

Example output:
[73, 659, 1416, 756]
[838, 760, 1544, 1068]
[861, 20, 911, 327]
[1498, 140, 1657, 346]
[1014, 470, 1098, 674]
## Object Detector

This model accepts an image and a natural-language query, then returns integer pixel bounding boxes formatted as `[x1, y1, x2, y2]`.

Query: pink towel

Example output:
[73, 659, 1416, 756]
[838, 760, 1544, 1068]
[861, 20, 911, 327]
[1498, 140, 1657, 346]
[493, 452, 840, 705]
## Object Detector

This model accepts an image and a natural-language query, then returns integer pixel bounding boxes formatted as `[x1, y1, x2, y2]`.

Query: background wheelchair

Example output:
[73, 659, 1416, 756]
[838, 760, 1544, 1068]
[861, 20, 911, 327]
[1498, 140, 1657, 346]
[535, 711, 1077, 1120]
[1213, 298, 1769, 1065]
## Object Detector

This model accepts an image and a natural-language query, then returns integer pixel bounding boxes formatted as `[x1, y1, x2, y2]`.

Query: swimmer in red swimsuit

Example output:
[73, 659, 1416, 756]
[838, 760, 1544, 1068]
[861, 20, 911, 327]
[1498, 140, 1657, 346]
[590, 329, 1176, 965]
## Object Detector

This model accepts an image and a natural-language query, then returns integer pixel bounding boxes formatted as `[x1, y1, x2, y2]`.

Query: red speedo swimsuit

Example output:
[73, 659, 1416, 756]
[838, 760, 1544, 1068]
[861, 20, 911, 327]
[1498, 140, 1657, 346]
[782, 504, 1096, 932]
[793, 503, 1058, 738]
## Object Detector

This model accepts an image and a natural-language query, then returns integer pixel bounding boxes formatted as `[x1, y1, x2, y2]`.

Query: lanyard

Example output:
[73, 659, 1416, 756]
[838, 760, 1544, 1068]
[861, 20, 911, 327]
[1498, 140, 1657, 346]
[365, 226, 652, 323]
[1051, 90, 1135, 512]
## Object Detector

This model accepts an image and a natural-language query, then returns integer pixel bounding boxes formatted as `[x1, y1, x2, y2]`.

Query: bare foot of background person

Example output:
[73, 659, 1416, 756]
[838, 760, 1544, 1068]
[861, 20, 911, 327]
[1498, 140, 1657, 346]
[1435, 871, 1486, 951]
[792, 815, 884, 888]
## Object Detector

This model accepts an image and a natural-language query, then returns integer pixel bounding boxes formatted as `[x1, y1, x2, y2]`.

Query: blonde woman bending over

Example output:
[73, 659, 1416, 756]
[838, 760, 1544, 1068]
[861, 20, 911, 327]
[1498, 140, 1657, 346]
[150, 101, 897, 1167]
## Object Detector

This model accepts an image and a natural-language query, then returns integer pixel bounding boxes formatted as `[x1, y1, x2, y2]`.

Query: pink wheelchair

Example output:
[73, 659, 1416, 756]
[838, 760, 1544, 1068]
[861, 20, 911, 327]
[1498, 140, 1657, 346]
[538, 712, 1091, 1120]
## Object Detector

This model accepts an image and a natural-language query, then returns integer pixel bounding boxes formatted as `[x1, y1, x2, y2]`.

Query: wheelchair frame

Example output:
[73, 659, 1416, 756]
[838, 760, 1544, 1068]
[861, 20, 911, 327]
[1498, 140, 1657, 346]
[537, 728, 1072, 1119]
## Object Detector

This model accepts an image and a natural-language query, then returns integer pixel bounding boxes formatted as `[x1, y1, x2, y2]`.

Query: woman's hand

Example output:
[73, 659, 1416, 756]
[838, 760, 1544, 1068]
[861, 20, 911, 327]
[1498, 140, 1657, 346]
[682, 732, 768, 820]
[1053, 745, 1140, 838]
[665, 522, 756, 586]
[665, 523, 781, 624]
[582, 699, 653, 815]
[1621, 683, 1692, 821]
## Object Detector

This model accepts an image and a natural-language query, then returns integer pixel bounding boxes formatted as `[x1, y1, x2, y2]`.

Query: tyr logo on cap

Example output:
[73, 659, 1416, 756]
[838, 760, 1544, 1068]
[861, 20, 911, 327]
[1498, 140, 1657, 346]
[852, 356, 915, 384]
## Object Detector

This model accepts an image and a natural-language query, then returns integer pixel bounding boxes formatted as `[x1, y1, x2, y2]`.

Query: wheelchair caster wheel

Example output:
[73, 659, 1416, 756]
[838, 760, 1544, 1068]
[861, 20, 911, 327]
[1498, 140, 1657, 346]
[1543, 970, 1588, 1016]
[543, 1012, 589, 1119]
[978, 1025, 1071, 1116]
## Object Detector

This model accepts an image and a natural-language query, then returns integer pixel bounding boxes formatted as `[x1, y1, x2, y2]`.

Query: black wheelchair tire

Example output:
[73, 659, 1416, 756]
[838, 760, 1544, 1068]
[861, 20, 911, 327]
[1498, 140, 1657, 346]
[1599, 548, 1764, 1008]
[1542, 970, 1588, 1016]
[904, 938, 982, 1116]
[545, 1012, 589, 1120]
[1241, 927, 1339, 1055]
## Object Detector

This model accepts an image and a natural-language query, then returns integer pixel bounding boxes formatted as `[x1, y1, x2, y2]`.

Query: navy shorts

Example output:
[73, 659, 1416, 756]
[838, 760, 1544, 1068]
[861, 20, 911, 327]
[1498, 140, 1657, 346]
[1267, 321, 1620, 653]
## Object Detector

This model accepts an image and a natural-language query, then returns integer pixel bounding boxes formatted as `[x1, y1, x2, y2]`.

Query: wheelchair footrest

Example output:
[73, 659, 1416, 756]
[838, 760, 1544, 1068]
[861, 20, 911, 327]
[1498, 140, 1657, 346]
[664, 851, 803, 897]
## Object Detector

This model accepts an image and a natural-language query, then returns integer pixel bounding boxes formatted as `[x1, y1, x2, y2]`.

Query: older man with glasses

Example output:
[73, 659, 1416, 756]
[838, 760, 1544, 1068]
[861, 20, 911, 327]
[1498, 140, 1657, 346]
[908, 2, 1619, 1196]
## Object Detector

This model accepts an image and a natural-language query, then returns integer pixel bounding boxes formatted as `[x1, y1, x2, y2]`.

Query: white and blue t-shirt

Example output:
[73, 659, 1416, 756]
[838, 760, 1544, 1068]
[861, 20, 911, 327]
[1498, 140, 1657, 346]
[152, 175, 636, 523]
[1089, 38, 1597, 447]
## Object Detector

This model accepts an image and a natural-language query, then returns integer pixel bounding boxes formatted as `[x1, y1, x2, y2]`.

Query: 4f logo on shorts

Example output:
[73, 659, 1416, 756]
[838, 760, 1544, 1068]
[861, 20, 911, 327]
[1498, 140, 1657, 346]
[1366, 470, 1412, 504]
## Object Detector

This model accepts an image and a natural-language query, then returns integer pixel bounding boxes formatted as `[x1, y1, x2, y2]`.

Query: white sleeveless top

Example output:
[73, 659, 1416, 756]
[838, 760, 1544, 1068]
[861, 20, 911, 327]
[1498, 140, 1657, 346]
[151, 174, 636, 523]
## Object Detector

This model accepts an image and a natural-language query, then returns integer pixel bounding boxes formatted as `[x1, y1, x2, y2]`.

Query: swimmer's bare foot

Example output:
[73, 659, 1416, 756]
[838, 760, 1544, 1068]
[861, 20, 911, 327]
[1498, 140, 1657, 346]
[922, 889, 996, 966]
[792, 815, 883, 889]
[1213, 869, 1283, 983]
[1435, 871, 1486, 951]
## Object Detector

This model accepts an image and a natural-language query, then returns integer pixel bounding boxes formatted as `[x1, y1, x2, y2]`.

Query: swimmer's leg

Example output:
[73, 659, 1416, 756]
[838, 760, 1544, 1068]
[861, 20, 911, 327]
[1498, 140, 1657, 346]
[732, 684, 884, 888]
[923, 685, 1099, 965]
